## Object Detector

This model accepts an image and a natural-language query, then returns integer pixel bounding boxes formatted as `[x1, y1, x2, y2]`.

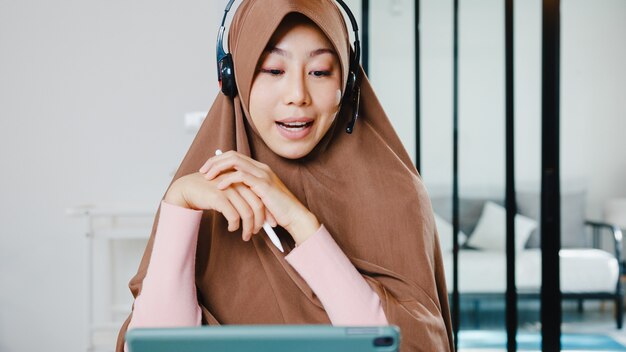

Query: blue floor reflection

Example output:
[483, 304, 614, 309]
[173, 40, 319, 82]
[458, 330, 626, 351]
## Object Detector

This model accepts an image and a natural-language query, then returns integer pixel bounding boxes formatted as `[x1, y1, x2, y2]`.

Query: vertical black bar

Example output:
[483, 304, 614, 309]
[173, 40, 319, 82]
[415, 0, 421, 172]
[452, 0, 460, 350]
[505, 0, 518, 351]
[361, 0, 369, 76]
[541, 0, 561, 351]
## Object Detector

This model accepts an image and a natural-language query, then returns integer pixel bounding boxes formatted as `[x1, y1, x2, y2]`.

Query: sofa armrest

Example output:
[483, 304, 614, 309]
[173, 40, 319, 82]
[585, 220, 623, 273]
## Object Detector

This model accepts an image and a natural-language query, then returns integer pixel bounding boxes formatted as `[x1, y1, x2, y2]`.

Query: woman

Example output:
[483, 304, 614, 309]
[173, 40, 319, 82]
[116, 1, 454, 351]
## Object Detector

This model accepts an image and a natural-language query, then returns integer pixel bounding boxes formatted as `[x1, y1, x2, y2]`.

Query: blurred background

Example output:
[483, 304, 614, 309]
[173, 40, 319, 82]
[0, 0, 624, 351]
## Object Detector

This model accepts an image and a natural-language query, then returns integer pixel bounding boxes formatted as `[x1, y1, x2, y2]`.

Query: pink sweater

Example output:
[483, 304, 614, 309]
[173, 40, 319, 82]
[125, 200, 387, 350]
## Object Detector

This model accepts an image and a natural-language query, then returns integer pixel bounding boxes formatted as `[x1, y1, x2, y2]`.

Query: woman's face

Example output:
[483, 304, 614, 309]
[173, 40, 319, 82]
[249, 17, 342, 159]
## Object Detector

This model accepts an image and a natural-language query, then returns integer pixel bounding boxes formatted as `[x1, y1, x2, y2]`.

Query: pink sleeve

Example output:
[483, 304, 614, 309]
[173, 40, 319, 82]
[124, 200, 203, 352]
[284, 224, 389, 326]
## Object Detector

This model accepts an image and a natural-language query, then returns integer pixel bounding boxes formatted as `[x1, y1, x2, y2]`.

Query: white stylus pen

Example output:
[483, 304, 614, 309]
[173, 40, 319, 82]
[215, 149, 284, 253]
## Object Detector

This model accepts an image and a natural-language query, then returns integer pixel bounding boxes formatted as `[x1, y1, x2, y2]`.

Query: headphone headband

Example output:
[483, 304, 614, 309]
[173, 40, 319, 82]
[216, 0, 236, 78]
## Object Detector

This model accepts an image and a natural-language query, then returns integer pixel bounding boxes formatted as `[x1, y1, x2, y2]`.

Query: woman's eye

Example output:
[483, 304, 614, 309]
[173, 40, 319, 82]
[259, 69, 331, 77]
[261, 69, 283, 76]
[311, 70, 331, 77]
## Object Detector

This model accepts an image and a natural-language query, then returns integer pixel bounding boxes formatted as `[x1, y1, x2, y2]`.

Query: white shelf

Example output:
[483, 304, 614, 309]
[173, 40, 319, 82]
[68, 204, 154, 352]
[111, 304, 132, 314]
[90, 228, 150, 240]
[91, 322, 128, 332]
[66, 204, 155, 217]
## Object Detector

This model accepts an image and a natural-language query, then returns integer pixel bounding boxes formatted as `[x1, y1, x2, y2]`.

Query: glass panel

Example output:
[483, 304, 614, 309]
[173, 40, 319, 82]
[422, 0, 510, 349]
[368, 0, 626, 349]
[560, 0, 626, 348]
[458, 0, 508, 347]
[514, 0, 543, 347]
[367, 0, 416, 161]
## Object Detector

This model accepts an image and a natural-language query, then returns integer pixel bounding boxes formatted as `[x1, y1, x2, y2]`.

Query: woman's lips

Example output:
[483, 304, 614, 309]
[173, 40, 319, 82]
[275, 120, 314, 140]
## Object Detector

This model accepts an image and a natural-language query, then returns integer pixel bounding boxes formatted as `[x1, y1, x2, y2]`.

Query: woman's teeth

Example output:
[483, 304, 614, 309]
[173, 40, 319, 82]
[276, 121, 312, 131]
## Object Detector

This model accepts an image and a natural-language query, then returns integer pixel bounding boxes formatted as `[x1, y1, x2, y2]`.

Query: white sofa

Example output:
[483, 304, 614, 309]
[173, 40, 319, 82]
[441, 247, 619, 294]
[431, 190, 624, 329]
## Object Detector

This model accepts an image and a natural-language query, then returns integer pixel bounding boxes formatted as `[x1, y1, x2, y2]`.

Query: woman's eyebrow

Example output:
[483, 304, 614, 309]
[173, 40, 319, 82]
[308, 48, 335, 57]
[266, 46, 336, 58]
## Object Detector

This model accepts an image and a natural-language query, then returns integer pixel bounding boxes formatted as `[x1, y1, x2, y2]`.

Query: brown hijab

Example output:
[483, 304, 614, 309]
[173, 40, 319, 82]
[116, 0, 454, 351]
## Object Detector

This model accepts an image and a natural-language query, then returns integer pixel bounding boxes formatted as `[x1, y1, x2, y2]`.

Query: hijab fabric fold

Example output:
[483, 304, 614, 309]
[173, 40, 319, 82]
[116, 1, 454, 350]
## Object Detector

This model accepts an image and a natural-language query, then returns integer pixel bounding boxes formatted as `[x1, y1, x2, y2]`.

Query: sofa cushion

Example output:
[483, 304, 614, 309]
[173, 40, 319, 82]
[466, 201, 537, 251]
[434, 213, 468, 251]
[517, 190, 588, 248]
[430, 197, 504, 237]
[442, 248, 619, 293]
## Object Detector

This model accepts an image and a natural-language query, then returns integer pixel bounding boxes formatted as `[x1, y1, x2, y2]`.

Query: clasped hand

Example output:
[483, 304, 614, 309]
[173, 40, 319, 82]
[164, 151, 319, 245]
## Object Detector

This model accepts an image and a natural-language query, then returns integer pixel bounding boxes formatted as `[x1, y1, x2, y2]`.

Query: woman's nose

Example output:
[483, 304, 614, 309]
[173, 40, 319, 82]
[283, 71, 310, 106]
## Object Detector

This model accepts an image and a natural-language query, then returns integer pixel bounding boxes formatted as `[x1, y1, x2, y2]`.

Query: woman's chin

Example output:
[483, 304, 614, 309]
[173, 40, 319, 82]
[270, 141, 314, 160]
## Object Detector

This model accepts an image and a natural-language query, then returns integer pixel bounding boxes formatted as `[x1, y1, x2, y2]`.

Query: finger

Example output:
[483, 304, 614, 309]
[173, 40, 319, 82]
[199, 160, 210, 174]
[230, 151, 272, 170]
[199, 155, 217, 174]
[223, 187, 254, 241]
[199, 149, 236, 174]
[265, 208, 277, 227]
[216, 171, 269, 198]
[210, 194, 241, 232]
[199, 150, 270, 176]
[199, 149, 230, 174]
[234, 184, 266, 238]
[203, 154, 266, 180]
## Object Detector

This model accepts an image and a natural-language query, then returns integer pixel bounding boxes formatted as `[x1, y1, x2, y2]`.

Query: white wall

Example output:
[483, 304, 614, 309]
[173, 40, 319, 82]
[560, 0, 626, 217]
[0, 1, 217, 351]
[0, 0, 624, 351]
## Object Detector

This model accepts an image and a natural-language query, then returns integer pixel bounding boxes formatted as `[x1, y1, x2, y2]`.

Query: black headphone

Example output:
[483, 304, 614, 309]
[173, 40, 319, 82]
[216, 0, 362, 134]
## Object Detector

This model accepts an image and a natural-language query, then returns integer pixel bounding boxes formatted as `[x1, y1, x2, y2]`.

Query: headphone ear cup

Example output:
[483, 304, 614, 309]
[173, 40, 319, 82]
[343, 70, 356, 103]
[218, 53, 237, 97]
